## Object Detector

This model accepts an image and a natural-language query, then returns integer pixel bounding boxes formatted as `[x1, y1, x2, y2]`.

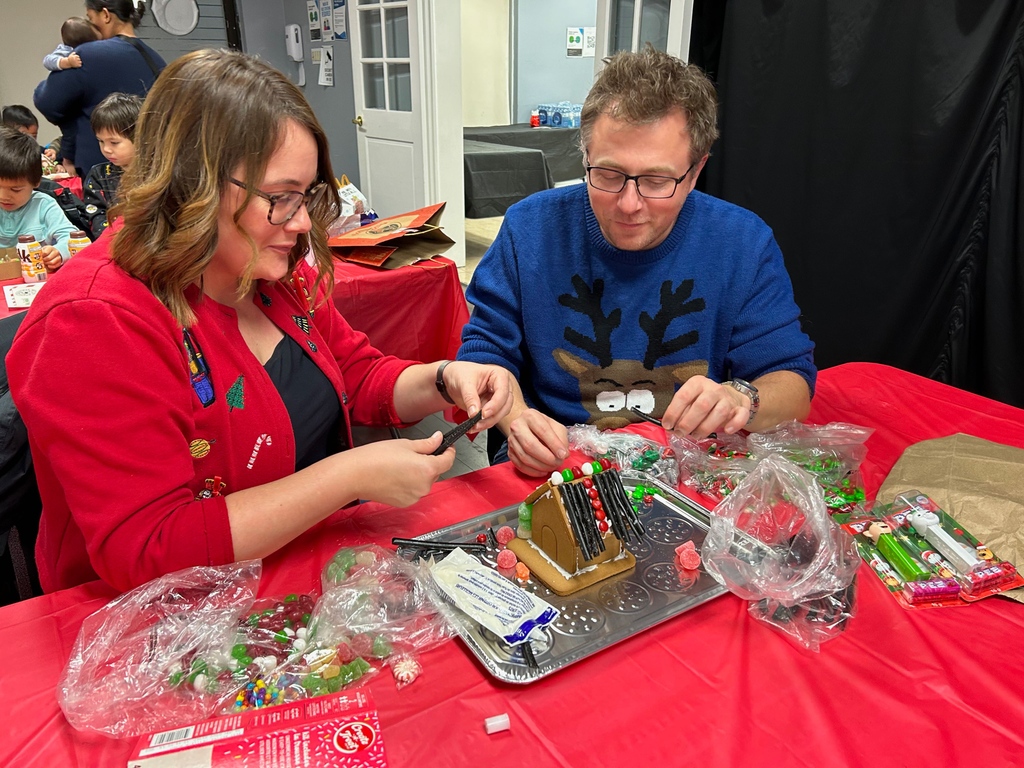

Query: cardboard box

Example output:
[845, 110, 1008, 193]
[0, 247, 23, 280]
[128, 690, 387, 767]
[328, 202, 453, 269]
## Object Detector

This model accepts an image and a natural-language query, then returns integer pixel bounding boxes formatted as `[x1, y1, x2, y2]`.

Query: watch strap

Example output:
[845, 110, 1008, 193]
[435, 360, 456, 405]
[724, 379, 759, 426]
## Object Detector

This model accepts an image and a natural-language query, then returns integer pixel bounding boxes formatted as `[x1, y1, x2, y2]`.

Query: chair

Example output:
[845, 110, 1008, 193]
[0, 313, 42, 604]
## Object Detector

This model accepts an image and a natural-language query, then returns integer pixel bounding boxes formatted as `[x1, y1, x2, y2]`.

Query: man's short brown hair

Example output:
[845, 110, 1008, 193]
[580, 46, 720, 164]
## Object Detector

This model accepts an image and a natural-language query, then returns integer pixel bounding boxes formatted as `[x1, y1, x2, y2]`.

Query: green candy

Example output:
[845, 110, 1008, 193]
[284, 594, 298, 602]
[372, 635, 392, 659]
[231, 643, 248, 659]
[561, 468, 574, 482]
[168, 670, 184, 687]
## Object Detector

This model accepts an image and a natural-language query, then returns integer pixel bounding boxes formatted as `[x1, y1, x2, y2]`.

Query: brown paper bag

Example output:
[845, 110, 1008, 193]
[878, 433, 1024, 603]
[327, 202, 453, 269]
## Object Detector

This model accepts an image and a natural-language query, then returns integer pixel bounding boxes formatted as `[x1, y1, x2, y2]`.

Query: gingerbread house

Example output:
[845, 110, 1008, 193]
[507, 460, 643, 595]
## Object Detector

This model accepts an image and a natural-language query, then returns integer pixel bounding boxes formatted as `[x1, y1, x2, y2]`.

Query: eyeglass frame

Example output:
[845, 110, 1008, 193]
[229, 178, 329, 225]
[583, 160, 698, 199]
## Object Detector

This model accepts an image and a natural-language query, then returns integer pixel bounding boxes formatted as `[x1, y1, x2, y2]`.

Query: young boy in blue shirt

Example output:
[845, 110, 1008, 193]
[0, 126, 74, 272]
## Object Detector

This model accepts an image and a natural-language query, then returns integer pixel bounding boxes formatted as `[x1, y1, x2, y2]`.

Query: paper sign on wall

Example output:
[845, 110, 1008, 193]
[320, 0, 332, 36]
[318, 44, 334, 86]
[567, 27, 584, 57]
[333, 0, 347, 40]
[307, 0, 322, 41]
[583, 27, 596, 57]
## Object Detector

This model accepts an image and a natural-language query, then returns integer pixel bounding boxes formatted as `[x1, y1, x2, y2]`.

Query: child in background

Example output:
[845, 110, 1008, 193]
[83, 92, 140, 239]
[43, 17, 100, 72]
[2, 105, 59, 173]
[41, 18, 101, 176]
[0, 127, 75, 272]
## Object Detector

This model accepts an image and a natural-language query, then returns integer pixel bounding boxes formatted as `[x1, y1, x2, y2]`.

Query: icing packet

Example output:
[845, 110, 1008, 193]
[428, 548, 559, 645]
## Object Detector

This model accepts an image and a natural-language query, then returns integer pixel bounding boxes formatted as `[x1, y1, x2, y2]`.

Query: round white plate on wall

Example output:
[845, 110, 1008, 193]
[151, 0, 200, 36]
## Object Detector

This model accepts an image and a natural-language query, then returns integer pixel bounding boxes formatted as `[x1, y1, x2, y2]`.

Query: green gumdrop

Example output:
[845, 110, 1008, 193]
[561, 469, 574, 482]
[168, 670, 184, 687]
[327, 674, 344, 693]
[284, 594, 298, 603]
[372, 635, 392, 659]
[231, 643, 248, 659]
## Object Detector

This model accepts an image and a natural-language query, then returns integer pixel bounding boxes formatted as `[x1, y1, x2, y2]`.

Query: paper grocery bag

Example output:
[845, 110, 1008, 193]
[878, 433, 1024, 603]
[328, 201, 454, 269]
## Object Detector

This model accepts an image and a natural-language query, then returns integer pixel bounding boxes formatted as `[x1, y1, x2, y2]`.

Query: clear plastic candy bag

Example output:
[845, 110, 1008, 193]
[702, 455, 859, 651]
[58, 560, 262, 737]
[747, 421, 872, 512]
[568, 424, 678, 484]
[296, 545, 454, 693]
[670, 432, 758, 502]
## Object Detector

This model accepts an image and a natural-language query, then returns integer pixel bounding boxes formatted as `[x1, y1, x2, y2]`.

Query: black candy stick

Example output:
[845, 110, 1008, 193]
[432, 411, 483, 455]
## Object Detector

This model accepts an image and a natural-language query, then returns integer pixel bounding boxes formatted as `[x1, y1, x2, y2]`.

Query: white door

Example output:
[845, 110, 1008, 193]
[349, 0, 465, 265]
[594, 0, 694, 69]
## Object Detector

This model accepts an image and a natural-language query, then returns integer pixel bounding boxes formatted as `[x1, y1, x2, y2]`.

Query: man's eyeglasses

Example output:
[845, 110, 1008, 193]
[230, 178, 330, 225]
[584, 162, 697, 199]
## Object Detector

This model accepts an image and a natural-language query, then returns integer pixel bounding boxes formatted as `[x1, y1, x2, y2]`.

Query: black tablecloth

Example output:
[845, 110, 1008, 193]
[463, 140, 552, 219]
[463, 124, 584, 184]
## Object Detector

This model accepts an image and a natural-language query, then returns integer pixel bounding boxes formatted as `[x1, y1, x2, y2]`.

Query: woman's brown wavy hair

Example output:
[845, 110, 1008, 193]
[111, 48, 340, 326]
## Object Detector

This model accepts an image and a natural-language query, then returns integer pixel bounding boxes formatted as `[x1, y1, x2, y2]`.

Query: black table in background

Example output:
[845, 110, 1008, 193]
[463, 140, 552, 219]
[463, 124, 584, 185]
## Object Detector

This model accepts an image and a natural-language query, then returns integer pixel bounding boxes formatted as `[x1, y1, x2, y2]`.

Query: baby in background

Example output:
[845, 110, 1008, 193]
[83, 93, 141, 239]
[0, 127, 75, 272]
[43, 17, 100, 71]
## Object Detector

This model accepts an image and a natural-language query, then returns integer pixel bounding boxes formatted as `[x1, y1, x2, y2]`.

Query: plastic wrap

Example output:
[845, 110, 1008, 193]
[702, 455, 859, 651]
[670, 432, 758, 501]
[747, 421, 872, 511]
[568, 424, 678, 484]
[58, 560, 262, 737]
[297, 545, 454, 693]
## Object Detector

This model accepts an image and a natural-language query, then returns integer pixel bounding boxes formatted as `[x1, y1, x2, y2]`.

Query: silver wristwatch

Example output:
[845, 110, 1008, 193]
[723, 378, 759, 425]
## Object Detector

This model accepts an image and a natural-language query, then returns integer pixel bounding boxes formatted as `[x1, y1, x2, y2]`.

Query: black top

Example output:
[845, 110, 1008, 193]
[264, 334, 343, 470]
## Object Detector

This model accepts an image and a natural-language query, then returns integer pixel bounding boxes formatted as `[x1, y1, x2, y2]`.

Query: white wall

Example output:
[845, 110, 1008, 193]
[514, 0, 598, 123]
[461, 0, 510, 127]
[0, 0, 84, 145]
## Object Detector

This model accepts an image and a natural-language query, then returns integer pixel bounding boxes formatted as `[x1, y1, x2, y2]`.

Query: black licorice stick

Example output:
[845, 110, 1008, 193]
[432, 411, 483, 455]
[558, 485, 592, 561]
[568, 483, 601, 561]
[608, 468, 645, 536]
[573, 481, 604, 559]
[599, 471, 644, 542]
[391, 537, 487, 552]
[521, 641, 538, 669]
[594, 471, 630, 541]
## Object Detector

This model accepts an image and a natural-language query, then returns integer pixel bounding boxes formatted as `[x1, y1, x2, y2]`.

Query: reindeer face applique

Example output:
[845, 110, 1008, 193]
[554, 275, 708, 429]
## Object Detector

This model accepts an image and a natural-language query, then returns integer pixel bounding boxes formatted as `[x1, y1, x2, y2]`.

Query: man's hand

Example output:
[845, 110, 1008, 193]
[504, 408, 569, 477]
[60, 159, 77, 176]
[661, 375, 749, 439]
[40, 246, 64, 273]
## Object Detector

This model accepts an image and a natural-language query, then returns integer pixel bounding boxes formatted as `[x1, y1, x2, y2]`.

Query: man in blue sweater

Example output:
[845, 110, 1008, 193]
[457, 48, 816, 476]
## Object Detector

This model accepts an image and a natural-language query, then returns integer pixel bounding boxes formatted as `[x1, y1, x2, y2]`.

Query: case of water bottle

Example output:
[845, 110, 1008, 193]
[536, 102, 582, 128]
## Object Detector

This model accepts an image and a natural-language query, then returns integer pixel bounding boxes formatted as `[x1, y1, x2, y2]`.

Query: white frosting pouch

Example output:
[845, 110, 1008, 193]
[429, 548, 559, 645]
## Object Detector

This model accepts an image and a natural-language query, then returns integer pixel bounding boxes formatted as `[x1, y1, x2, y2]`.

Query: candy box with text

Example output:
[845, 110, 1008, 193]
[128, 690, 387, 768]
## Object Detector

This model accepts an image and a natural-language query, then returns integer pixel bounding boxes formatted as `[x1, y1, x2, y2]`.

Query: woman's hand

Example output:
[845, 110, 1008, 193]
[441, 361, 514, 432]
[351, 433, 455, 507]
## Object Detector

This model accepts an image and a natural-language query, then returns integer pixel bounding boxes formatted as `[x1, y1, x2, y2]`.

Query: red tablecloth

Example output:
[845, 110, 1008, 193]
[2, 258, 470, 362]
[333, 256, 468, 363]
[1, 363, 1022, 767]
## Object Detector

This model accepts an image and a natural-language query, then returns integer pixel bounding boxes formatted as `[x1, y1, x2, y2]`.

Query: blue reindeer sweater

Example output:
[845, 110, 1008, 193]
[458, 184, 816, 429]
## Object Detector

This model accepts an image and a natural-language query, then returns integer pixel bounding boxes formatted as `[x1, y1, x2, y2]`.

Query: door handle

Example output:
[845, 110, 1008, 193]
[352, 115, 363, 126]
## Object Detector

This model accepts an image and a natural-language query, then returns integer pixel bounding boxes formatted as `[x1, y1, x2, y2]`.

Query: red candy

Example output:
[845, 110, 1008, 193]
[476, 533, 488, 544]
[675, 541, 702, 570]
[496, 549, 518, 569]
[495, 525, 516, 546]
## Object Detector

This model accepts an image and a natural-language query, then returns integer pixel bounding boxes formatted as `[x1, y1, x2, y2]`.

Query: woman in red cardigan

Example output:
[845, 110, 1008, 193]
[9, 50, 512, 593]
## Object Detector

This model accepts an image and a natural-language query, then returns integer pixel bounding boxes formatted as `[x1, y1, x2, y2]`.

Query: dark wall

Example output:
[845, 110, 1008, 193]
[701, 1, 1024, 408]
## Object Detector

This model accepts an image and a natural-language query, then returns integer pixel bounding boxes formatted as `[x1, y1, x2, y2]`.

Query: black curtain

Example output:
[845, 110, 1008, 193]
[702, 1, 1024, 407]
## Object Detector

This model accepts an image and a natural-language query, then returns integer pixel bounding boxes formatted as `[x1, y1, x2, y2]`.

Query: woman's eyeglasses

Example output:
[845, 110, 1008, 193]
[230, 178, 330, 225]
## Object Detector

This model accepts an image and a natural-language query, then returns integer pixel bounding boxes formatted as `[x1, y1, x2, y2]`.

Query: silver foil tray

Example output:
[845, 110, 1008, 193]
[398, 472, 728, 684]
